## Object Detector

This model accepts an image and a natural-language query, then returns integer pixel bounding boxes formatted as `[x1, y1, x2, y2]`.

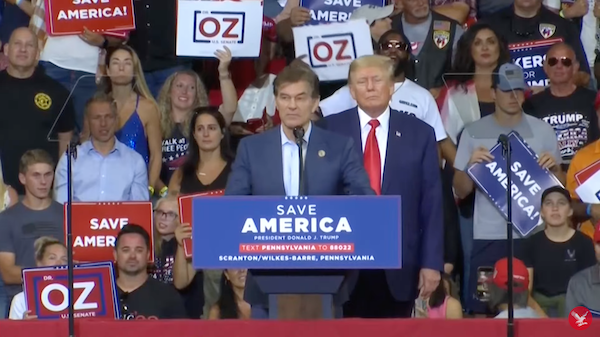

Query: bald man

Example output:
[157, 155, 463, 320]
[0, 27, 74, 195]
[523, 43, 598, 172]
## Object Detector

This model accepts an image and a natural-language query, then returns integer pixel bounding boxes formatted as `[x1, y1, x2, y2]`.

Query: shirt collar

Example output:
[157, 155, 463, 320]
[357, 106, 390, 131]
[83, 137, 121, 156]
[280, 122, 312, 145]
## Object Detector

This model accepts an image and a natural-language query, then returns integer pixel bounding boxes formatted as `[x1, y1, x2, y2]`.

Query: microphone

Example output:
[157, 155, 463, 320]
[498, 134, 510, 158]
[293, 127, 305, 195]
[293, 127, 305, 146]
[68, 133, 81, 160]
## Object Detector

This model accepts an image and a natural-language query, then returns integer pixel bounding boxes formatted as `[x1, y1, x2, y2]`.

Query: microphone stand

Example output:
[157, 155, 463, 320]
[502, 139, 514, 337]
[66, 142, 76, 337]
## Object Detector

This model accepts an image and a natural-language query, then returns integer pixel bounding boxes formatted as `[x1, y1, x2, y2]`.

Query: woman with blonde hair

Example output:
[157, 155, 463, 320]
[155, 47, 236, 197]
[151, 195, 222, 318]
[8, 237, 67, 320]
[102, 45, 162, 197]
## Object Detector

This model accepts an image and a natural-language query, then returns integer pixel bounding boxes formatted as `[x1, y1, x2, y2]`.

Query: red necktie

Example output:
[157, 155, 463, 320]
[364, 119, 381, 195]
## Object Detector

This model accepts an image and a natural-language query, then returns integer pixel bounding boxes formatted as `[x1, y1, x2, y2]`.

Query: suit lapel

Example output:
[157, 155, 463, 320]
[349, 108, 363, 157]
[382, 112, 401, 195]
[305, 125, 325, 195]
[267, 128, 286, 195]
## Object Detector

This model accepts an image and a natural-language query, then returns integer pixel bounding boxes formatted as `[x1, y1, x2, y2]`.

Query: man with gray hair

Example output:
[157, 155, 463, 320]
[53, 94, 149, 203]
[323, 54, 443, 318]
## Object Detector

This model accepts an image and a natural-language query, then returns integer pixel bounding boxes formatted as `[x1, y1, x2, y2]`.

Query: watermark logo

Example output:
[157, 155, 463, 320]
[569, 306, 592, 330]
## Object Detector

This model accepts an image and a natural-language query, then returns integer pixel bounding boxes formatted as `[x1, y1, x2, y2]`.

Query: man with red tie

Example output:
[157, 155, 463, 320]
[321, 55, 444, 318]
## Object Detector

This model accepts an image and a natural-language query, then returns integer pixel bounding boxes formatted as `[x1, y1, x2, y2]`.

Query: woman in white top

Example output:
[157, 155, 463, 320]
[9, 237, 67, 319]
[0, 165, 18, 212]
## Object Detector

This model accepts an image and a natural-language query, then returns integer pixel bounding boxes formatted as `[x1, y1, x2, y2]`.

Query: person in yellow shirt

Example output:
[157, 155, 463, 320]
[566, 140, 600, 239]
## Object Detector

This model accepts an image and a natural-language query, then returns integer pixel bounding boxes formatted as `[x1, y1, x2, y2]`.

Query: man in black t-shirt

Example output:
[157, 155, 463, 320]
[0, 28, 74, 194]
[115, 224, 187, 320]
[523, 43, 599, 172]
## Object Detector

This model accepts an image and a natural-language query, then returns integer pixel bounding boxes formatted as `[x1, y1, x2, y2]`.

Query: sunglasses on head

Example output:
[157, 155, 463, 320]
[380, 41, 410, 52]
[547, 57, 573, 67]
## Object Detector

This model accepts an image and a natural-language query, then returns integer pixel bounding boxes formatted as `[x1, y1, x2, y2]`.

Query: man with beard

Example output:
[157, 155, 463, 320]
[115, 224, 187, 319]
[319, 29, 456, 166]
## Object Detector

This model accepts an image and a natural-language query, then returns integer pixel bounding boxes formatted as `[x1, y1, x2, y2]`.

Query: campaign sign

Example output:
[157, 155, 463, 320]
[178, 189, 225, 258]
[66, 202, 154, 263]
[509, 38, 562, 87]
[176, 0, 263, 57]
[44, 0, 135, 36]
[293, 20, 373, 81]
[22, 262, 120, 320]
[300, 0, 386, 25]
[467, 131, 562, 237]
[191, 196, 402, 269]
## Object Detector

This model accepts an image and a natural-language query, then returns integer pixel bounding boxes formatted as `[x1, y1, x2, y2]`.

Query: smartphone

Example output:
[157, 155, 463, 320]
[476, 266, 494, 302]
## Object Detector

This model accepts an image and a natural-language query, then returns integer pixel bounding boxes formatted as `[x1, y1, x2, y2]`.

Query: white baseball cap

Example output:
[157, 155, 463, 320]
[350, 4, 395, 25]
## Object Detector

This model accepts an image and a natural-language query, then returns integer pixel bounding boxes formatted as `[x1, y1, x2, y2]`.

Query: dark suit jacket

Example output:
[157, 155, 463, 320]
[225, 124, 374, 308]
[323, 108, 444, 302]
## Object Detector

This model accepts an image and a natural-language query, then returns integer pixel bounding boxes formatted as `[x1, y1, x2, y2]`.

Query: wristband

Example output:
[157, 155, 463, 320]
[586, 203, 593, 217]
[559, 9, 565, 18]
[149, 186, 155, 196]
[101, 37, 109, 50]
[159, 186, 168, 197]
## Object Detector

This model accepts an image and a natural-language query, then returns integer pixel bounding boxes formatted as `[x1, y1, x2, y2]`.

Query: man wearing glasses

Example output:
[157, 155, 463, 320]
[319, 28, 454, 165]
[481, 0, 590, 89]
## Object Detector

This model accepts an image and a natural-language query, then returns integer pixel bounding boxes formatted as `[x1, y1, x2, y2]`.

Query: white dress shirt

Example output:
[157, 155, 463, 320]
[319, 79, 447, 142]
[281, 123, 311, 196]
[358, 107, 389, 183]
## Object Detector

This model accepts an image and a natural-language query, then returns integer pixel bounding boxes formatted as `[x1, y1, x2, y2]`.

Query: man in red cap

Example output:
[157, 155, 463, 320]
[489, 258, 540, 318]
[566, 226, 600, 314]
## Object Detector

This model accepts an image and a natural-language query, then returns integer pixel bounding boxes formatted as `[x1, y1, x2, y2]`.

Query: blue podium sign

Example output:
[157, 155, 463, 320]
[191, 196, 402, 269]
[467, 131, 562, 237]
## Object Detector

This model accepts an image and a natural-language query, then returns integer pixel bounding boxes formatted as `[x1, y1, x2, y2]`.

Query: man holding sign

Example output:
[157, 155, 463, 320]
[453, 63, 563, 314]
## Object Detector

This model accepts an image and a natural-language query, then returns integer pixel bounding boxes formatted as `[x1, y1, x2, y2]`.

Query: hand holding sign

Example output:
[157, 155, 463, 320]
[291, 7, 311, 27]
[215, 46, 233, 73]
[537, 152, 558, 170]
[175, 223, 193, 249]
[469, 147, 494, 165]
[79, 27, 105, 47]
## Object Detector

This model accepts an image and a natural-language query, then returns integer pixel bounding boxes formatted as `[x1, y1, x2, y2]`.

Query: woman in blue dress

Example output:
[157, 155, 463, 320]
[103, 45, 162, 197]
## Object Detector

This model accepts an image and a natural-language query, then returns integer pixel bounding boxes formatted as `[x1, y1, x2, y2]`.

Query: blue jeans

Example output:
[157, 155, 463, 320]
[144, 64, 190, 98]
[459, 215, 474, 308]
[40, 61, 98, 132]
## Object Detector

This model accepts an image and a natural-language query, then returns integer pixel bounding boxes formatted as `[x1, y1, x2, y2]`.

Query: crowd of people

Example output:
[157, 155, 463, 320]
[0, 0, 599, 322]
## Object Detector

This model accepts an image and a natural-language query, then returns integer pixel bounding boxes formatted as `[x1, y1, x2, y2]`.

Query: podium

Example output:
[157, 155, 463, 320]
[190, 196, 402, 319]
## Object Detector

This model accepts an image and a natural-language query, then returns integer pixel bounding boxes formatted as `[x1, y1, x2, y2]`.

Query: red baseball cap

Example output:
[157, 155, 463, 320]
[262, 16, 277, 43]
[594, 224, 600, 243]
[493, 258, 529, 292]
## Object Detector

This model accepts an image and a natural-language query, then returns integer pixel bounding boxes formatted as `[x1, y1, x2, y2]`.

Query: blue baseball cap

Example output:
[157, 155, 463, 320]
[492, 63, 527, 92]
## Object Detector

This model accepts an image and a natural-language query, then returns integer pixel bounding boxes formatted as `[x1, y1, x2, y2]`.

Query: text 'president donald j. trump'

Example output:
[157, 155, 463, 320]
[225, 62, 375, 319]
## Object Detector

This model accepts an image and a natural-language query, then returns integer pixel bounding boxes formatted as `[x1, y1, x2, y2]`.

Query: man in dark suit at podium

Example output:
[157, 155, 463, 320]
[322, 55, 444, 318]
[225, 62, 374, 319]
